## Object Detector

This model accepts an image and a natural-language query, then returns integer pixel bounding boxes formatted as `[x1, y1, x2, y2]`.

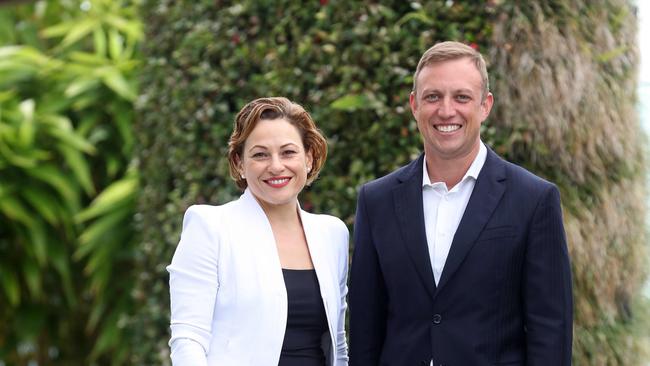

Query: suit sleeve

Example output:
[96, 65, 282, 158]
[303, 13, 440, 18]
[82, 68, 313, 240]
[524, 185, 573, 366]
[349, 185, 388, 366]
[167, 206, 220, 366]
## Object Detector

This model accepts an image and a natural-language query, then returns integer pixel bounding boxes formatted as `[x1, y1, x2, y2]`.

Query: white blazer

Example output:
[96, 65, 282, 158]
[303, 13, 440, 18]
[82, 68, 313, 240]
[167, 189, 349, 366]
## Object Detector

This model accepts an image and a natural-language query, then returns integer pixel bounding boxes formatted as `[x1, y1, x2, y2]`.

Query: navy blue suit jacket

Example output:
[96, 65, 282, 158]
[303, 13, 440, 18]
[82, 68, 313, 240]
[349, 147, 573, 366]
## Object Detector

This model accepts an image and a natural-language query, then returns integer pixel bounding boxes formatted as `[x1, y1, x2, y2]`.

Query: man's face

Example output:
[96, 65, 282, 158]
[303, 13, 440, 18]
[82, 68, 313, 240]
[409, 57, 493, 163]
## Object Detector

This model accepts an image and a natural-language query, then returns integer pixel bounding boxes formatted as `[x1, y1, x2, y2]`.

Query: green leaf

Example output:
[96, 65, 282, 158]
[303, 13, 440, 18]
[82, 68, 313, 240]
[23, 259, 43, 299]
[49, 240, 77, 307]
[17, 99, 36, 147]
[65, 77, 101, 98]
[108, 28, 123, 60]
[76, 175, 137, 223]
[93, 27, 107, 56]
[21, 186, 63, 225]
[59, 18, 98, 49]
[330, 94, 371, 111]
[0, 265, 20, 306]
[41, 20, 76, 38]
[25, 164, 81, 211]
[28, 219, 48, 266]
[101, 68, 136, 100]
[77, 205, 132, 248]
[0, 195, 34, 226]
[58, 143, 96, 195]
[43, 117, 97, 154]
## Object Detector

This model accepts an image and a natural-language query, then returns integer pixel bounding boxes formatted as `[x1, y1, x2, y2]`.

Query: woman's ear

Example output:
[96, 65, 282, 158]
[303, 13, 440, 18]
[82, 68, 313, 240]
[306, 149, 313, 173]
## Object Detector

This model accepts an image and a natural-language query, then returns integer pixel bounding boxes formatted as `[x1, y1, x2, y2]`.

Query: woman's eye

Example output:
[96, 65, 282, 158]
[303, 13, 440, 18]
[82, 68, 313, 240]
[283, 150, 297, 156]
[252, 152, 267, 158]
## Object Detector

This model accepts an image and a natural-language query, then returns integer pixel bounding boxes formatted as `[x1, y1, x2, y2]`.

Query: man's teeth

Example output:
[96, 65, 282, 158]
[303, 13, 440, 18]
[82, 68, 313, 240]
[269, 178, 289, 185]
[436, 124, 460, 132]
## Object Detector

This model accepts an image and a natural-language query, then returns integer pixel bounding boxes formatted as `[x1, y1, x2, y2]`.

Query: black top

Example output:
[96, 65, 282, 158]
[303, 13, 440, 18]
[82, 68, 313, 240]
[278, 269, 328, 366]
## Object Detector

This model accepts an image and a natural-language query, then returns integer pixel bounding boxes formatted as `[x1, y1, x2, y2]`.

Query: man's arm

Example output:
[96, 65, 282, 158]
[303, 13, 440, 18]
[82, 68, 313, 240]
[523, 185, 573, 365]
[349, 185, 388, 366]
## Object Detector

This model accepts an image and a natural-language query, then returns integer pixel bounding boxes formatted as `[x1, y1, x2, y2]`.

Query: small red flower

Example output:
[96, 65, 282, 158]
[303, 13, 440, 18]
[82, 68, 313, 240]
[320, 0, 328, 5]
[469, 42, 479, 50]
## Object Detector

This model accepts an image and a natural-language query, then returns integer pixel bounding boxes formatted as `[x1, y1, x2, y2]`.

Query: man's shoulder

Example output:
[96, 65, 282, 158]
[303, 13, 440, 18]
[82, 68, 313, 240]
[493, 152, 556, 191]
[361, 157, 421, 194]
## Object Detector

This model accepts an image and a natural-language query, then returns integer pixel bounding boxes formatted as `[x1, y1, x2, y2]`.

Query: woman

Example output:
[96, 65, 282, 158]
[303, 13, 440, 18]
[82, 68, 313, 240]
[167, 97, 349, 366]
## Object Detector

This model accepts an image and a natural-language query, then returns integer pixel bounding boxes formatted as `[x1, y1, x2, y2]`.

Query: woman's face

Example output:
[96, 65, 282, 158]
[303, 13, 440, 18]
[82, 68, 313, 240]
[239, 118, 312, 211]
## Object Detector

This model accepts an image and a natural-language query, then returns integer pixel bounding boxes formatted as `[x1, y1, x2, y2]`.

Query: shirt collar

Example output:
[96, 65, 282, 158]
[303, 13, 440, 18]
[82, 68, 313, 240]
[422, 141, 487, 187]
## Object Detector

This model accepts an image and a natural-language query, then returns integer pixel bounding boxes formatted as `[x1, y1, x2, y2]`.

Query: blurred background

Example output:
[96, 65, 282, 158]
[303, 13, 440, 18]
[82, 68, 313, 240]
[0, 0, 649, 365]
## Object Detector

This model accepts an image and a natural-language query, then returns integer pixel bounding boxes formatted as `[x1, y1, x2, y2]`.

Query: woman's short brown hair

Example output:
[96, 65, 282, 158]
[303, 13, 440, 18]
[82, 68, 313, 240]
[227, 97, 328, 190]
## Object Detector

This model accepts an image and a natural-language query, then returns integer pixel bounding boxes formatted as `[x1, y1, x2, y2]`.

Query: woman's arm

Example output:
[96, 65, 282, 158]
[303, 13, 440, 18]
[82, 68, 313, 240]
[167, 206, 221, 366]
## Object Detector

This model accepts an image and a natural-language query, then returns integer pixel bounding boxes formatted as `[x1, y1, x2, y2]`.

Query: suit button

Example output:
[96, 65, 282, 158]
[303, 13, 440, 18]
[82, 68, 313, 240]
[432, 314, 442, 324]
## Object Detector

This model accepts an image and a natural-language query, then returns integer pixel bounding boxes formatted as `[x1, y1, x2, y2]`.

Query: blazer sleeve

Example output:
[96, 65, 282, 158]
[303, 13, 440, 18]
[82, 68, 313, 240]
[523, 185, 573, 366]
[349, 185, 388, 366]
[167, 206, 221, 366]
[335, 219, 350, 365]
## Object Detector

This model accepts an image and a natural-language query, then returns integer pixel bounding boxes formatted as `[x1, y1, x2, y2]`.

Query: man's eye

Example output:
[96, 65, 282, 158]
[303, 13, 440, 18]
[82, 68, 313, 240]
[456, 95, 471, 102]
[424, 94, 439, 102]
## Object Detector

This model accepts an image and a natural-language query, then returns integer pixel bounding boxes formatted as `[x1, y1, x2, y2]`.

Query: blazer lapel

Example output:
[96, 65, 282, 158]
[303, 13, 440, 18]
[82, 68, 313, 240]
[393, 155, 436, 300]
[436, 148, 506, 293]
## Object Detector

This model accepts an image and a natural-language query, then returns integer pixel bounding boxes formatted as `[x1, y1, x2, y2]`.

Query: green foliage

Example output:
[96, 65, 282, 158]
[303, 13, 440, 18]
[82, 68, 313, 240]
[0, 0, 141, 364]
[133, 0, 494, 364]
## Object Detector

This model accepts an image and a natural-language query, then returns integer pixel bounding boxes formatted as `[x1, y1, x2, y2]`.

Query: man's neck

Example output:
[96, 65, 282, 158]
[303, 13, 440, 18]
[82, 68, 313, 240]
[424, 144, 480, 189]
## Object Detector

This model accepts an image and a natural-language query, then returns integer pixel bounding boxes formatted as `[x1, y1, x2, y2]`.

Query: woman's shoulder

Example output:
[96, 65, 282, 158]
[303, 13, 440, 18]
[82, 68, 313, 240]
[303, 211, 347, 233]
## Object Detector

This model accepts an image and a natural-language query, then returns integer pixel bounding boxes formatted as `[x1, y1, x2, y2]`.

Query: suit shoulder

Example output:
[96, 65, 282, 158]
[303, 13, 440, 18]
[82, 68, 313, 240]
[361, 161, 414, 195]
[501, 159, 557, 193]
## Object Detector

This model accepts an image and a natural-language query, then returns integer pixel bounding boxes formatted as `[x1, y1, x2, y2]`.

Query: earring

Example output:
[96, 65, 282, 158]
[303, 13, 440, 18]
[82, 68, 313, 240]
[240, 173, 245, 179]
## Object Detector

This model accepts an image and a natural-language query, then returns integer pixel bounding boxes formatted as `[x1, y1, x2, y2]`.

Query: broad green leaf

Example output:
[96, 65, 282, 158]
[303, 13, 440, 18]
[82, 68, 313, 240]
[90, 313, 119, 359]
[108, 28, 123, 60]
[330, 94, 371, 111]
[0, 140, 38, 168]
[101, 68, 136, 100]
[0, 266, 20, 306]
[28, 219, 48, 266]
[25, 164, 80, 211]
[0, 195, 34, 226]
[396, 11, 434, 27]
[17, 99, 35, 147]
[43, 118, 96, 154]
[21, 186, 62, 225]
[104, 14, 143, 41]
[88, 300, 107, 331]
[41, 20, 76, 38]
[93, 27, 107, 56]
[69, 51, 109, 66]
[65, 77, 100, 98]
[59, 18, 98, 49]
[23, 259, 43, 299]
[76, 176, 137, 222]
[77, 205, 131, 248]
[58, 143, 95, 195]
[49, 240, 77, 307]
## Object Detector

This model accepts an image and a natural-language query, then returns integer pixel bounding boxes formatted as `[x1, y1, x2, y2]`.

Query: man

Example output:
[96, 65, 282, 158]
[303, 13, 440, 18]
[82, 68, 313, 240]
[349, 41, 573, 366]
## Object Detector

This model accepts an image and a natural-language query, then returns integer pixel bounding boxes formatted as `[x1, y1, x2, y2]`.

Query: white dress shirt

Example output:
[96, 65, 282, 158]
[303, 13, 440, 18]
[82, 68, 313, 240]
[422, 142, 487, 284]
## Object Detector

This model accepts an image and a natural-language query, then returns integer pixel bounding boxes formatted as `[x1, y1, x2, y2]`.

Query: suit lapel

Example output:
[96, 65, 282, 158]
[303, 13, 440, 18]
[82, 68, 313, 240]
[436, 148, 506, 293]
[393, 155, 437, 300]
